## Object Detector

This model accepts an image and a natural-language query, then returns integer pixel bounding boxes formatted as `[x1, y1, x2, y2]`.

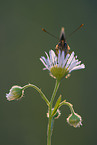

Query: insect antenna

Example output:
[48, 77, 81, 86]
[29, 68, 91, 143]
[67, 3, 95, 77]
[66, 24, 84, 39]
[42, 28, 59, 40]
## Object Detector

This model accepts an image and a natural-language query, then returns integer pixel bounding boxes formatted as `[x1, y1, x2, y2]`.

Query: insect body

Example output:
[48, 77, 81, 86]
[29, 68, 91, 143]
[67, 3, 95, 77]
[55, 27, 70, 56]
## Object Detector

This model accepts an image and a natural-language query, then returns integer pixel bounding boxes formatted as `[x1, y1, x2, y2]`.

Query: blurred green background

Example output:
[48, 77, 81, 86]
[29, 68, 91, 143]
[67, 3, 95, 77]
[0, 0, 97, 145]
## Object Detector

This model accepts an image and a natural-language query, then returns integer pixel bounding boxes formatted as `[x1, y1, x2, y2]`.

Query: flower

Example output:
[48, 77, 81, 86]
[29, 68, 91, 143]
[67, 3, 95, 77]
[40, 49, 85, 81]
[67, 112, 82, 128]
[6, 86, 24, 101]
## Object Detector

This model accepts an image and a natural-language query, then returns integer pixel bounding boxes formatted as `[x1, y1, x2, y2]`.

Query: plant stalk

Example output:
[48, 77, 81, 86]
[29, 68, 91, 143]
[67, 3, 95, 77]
[22, 83, 50, 106]
[47, 80, 60, 145]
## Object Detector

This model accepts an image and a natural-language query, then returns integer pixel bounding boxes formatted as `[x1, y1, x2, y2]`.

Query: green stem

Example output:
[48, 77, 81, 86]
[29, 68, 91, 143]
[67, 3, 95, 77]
[50, 80, 60, 107]
[47, 80, 60, 145]
[59, 101, 74, 114]
[22, 84, 50, 106]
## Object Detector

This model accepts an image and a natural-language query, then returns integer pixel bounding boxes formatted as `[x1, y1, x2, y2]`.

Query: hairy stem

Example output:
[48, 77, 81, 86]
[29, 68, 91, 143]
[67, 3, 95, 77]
[59, 101, 74, 114]
[47, 80, 60, 145]
[22, 83, 50, 106]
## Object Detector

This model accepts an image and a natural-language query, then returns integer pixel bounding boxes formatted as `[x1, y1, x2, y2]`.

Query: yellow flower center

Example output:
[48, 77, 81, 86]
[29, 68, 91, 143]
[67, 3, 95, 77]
[50, 65, 69, 81]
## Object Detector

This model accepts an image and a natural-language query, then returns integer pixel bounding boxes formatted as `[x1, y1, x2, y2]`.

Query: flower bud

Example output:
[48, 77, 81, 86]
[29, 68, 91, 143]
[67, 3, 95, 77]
[53, 109, 61, 119]
[47, 109, 61, 119]
[67, 112, 82, 128]
[6, 86, 24, 101]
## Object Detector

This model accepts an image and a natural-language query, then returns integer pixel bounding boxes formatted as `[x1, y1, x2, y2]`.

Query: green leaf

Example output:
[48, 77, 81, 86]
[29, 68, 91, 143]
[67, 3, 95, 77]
[51, 95, 61, 117]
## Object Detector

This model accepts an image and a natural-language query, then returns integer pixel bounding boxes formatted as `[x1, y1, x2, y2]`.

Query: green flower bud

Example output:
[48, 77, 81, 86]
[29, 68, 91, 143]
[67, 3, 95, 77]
[6, 86, 24, 101]
[67, 112, 82, 128]
[47, 109, 61, 119]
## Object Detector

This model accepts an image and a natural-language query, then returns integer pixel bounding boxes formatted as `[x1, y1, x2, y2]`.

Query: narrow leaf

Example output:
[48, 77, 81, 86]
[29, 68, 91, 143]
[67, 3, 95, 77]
[52, 95, 61, 117]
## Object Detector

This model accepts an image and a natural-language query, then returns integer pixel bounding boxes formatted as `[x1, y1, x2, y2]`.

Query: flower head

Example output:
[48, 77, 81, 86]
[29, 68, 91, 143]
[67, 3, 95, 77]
[67, 112, 82, 128]
[6, 85, 24, 101]
[40, 49, 85, 81]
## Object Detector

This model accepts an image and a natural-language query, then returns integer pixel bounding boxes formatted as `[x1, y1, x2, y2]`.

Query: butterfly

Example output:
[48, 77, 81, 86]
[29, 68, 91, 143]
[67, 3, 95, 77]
[42, 24, 84, 55]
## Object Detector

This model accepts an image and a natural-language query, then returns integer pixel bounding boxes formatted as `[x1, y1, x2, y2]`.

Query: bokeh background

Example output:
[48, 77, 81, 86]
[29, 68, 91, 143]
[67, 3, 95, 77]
[0, 0, 97, 145]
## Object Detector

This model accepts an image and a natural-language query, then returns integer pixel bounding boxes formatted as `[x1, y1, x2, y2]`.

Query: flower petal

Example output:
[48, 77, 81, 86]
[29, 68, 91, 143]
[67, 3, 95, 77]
[65, 52, 74, 68]
[45, 52, 51, 66]
[40, 58, 49, 69]
[60, 51, 65, 66]
[58, 50, 61, 67]
[62, 53, 70, 67]
[69, 64, 85, 73]
[49, 50, 55, 64]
